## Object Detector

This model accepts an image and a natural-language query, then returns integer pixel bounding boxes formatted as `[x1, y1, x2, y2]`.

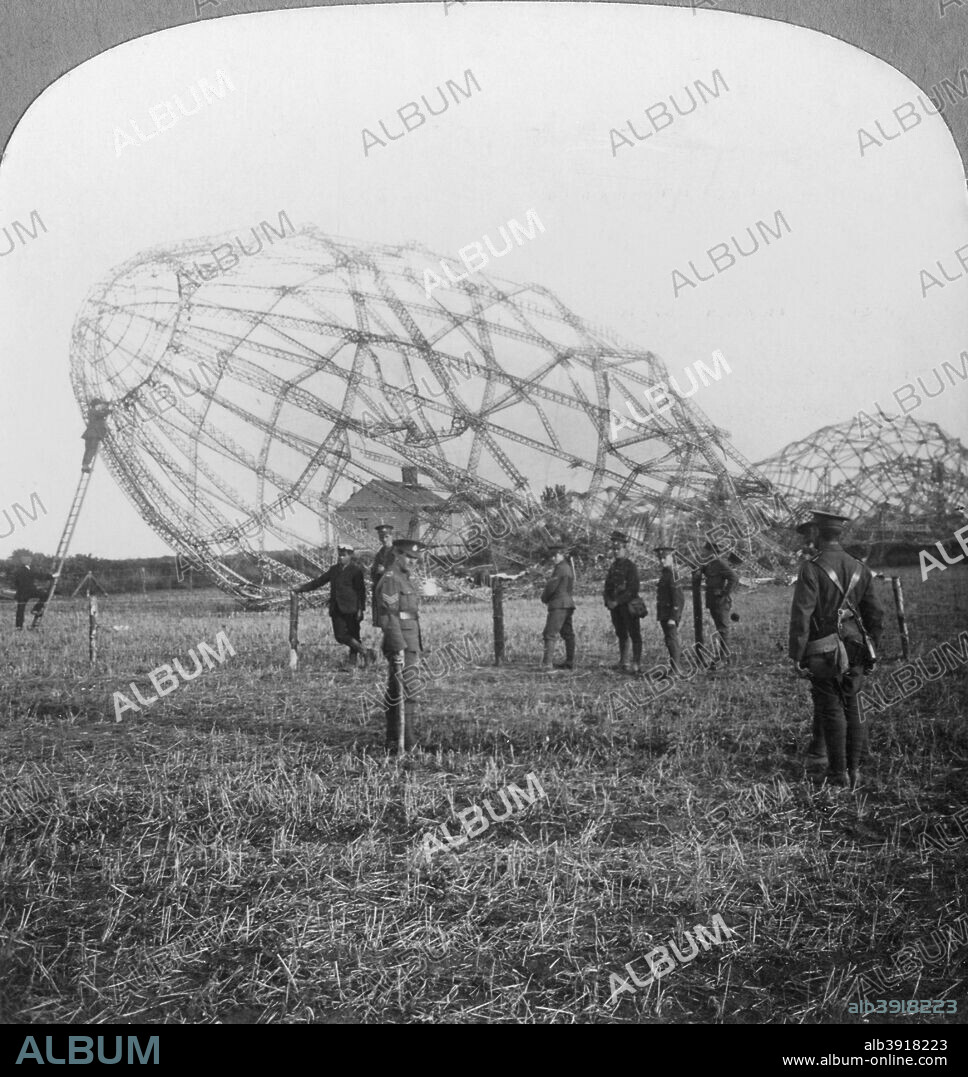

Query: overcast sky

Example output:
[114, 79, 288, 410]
[1, 2, 966, 558]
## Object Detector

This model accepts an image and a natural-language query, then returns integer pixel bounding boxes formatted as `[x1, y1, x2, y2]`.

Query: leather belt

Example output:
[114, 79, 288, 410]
[398, 611, 417, 621]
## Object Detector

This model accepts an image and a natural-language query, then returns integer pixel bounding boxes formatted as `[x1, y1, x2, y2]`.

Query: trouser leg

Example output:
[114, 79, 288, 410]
[709, 603, 731, 662]
[332, 613, 366, 659]
[662, 622, 682, 673]
[627, 612, 642, 667]
[610, 607, 628, 667]
[842, 666, 867, 773]
[560, 609, 575, 668]
[808, 662, 847, 779]
[402, 653, 420, 749]
[15, 602, 26, 628]
[543, 609, 566, 667]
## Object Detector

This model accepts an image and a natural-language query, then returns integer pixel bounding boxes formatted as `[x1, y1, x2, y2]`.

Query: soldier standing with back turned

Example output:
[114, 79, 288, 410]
[789, 510, 883, 791]
[603, 530, 642, 673]
[700, 540, 739, 668]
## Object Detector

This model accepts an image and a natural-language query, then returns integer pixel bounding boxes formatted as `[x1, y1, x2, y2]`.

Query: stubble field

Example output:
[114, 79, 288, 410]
[1, 565, 966, 1024]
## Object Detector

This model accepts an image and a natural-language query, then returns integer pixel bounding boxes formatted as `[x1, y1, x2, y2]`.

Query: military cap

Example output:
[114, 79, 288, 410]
[392, 538, 426, 555]
[610, 530, 630, 544]
[337, 543, 354, 553]
[654, 545, 677, 556]
[545, 543, 570, 554]
[811, 509, 850, 526]
[375, 522, 394, 533]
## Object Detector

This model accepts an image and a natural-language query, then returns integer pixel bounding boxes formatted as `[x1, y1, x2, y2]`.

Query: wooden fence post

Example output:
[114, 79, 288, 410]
[492, 575, 505, 666]
[289, 591, 299, 670]
[891, 576, 910, 659]
[88, 592, 98, 666]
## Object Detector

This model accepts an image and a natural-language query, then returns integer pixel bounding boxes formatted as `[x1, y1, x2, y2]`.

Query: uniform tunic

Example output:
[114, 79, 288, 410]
[541, 559, 576, 642]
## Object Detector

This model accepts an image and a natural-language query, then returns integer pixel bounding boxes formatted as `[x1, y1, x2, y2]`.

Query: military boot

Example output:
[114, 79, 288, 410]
[563, 636, 576, 671]
[540, 639, 557, 672]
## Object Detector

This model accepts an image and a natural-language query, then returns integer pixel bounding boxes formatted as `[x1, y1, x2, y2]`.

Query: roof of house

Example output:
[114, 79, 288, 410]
[338, 478, 448, 513]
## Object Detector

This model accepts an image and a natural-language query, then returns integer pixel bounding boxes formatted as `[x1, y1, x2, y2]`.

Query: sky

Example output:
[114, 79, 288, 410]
[1, 1, 966, 559]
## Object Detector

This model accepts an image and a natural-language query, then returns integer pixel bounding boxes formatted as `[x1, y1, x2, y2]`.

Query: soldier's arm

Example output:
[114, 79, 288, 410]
[723, 561, 740, 592]
[294, 566, 334, 594]
[788, 565, 818, 661]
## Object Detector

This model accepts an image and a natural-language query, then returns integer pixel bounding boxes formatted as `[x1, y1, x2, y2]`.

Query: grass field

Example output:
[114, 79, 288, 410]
[1, 565, 966, 1024]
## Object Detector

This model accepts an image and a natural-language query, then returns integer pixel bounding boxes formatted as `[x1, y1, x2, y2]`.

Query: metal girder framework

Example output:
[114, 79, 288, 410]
[70, 224, 793, 603]
[756, 414, 968, 543]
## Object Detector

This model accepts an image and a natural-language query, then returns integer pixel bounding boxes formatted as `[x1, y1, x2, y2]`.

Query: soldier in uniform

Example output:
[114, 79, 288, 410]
[293, 544, 368, 668]
[375, 537, 425, 752]
[655, 546, 684, 673]
[540, 543, 576, 671]
[789, 510, 884, 790]
[794, 517, 827, 775]
[370, 523, 395, 623]
[700, 541, 740, 667]
[603, 530, 642, 673]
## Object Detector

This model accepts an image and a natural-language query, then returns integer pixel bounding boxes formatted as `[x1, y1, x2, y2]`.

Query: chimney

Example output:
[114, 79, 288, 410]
[401, 466, 419, 487]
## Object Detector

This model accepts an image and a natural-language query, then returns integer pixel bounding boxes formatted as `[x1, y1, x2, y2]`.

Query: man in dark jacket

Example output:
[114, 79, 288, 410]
[789, 510, 884, 791]
[12, 560, 54, 629]
[81, 399, 112, 472]
[540, 543, 576, 671]
[604, 530, 642, 673]
[655, 546, 684, 673]
[294, 544, 368, 668]
[701, 541, 740, 667]
[370, 523, 395, 624]
[375, 537, 425, 752]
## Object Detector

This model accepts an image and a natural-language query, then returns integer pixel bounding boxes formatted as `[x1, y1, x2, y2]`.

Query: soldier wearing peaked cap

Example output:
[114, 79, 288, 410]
[789, 510, 884, 791]
[655, 546, 684, 673]
[371, 523, 396, 624]
[540, 543, 576, 671]
[604, 530, 643, 673]
[293, 544, 368, 669]
[374, 537, 426, 752]
[700, 540, 740, 668]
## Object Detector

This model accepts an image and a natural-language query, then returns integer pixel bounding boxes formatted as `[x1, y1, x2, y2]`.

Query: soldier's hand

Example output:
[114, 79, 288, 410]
[665, 620, 676, 627]
[394, 650, 405, 663]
